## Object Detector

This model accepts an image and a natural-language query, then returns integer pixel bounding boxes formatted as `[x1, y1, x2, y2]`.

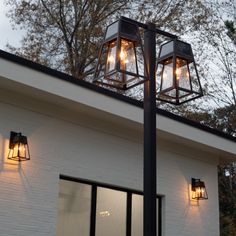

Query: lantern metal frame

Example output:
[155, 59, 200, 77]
[94, 16, 204, 236]
[94, 18, 148, 90]
[191, 178, 208, 200]
[8, 131, 30, 161]
[156, 39, 203, 105]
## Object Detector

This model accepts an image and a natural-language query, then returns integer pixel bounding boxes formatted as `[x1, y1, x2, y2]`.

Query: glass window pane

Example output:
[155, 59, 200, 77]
[56, 180, 91, 236]
[132, 194, 143, 236]
[132, 195, 160, 236]
[96, 187, 126, 236]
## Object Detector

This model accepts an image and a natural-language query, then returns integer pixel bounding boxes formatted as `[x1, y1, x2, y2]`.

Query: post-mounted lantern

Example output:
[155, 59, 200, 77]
[191, 178, 208, 200]
[156, 39, 203, 105]
[94, 16, 205, 236]
[8, 131, 30, 161]
[94, 18, 147, 90]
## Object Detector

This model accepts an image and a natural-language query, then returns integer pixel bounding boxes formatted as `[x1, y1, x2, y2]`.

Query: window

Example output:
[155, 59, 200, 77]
[56, 175, 162, 236]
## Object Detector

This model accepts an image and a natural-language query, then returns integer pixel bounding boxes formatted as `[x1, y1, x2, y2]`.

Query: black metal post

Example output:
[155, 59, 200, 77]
[144, 23, 157, 236]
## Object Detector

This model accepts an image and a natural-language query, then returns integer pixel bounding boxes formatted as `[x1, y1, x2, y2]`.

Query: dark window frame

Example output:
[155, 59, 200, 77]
[60, 174, 162, 236]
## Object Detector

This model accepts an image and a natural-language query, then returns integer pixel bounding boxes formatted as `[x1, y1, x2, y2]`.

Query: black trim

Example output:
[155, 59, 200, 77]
[158, 198, 162, 236]
[0, 50, 235, 143]
[60, 174, 162, 198]
[90, 185, 97, 236]
[126, 193, 132, 236]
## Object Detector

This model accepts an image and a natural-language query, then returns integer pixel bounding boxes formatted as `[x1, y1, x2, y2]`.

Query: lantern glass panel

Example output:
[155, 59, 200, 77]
[106, 41, 117, 73]
[192, 186, 208, 200]
[96, 45, 107, 79]
[188, 62, 201, 92]
[191, 178, 208, 200]
[161, 59, 174, 90]
[18, 143, 27, 158]
[120, 39, 137, 74]
[8, 142, 29, 161]
[176, 58, 191, 90]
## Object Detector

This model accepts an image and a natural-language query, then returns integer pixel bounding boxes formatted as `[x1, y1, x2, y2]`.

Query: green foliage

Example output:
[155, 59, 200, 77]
[5, 0, 128, 78]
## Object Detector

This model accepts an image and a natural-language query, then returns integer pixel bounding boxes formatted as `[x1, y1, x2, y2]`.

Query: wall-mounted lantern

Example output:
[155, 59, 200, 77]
[94, 18, 147, 90]
[8, 131, 30, 161]
[156, 39, 203, 105]
[191, 178, 208, 200]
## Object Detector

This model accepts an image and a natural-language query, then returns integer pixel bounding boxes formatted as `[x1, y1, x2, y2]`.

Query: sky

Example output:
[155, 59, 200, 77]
[0, 1, 25, 50]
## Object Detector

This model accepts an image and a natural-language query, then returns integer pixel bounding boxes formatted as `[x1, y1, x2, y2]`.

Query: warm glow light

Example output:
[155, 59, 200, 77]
[99, 211, 111, 217]
[163, 72, 167, 80]
[8, 132, 30, 161]
[107, 55, 115, 63]
[191, 178, 208, 200]
[120, 50, 125, 60]
[94, 18, 147, 90]
[176, 68, 180, 79]
[120, 50, 129, 64]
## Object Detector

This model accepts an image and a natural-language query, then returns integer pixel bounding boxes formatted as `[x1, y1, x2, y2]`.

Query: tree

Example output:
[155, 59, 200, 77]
[198, 0, 236, 108]
[219, 163, 236, 236]
[5, 0, 214, 80]
[6, 0, 128, 78]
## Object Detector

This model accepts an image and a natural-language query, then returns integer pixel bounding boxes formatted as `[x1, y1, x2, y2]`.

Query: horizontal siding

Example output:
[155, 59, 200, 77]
[0, 101, 219, 236]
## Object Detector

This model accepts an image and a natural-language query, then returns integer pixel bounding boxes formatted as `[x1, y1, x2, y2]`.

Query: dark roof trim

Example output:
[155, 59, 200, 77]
[0, 49, 235, 143]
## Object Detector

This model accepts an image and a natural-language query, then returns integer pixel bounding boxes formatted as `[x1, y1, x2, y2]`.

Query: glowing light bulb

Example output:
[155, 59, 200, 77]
[99, 211, 111, 217]
[176, 68, 180, 79]
[120, 50, 126, 61]
[107, 55, 115, 63]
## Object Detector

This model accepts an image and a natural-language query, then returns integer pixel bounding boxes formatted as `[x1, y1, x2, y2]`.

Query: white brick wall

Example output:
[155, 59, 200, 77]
[0, 97, 220, 236]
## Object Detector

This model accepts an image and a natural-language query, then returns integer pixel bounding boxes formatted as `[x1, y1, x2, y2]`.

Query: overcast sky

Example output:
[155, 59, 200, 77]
[0, 1, 25, 50]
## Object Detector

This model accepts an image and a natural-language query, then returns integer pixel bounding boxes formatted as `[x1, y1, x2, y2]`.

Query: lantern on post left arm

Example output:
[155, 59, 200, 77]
[94, 17, 147, 90]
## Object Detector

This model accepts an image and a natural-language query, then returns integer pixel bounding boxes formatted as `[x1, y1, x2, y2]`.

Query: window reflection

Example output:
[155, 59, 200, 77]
[56, 177, 162, 236]
[132, 194, 143, 236]
[96, 187, 126, 236]
[56, 180, 91, 236]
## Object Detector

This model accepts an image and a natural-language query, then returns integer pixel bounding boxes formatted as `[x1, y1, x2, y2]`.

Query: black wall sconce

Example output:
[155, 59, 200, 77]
[8, 131, 30, 161]
[191, 178, 208, 200]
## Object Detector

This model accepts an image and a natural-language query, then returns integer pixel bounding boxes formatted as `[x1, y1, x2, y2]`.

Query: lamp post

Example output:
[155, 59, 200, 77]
[94, 16, 203, 236]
